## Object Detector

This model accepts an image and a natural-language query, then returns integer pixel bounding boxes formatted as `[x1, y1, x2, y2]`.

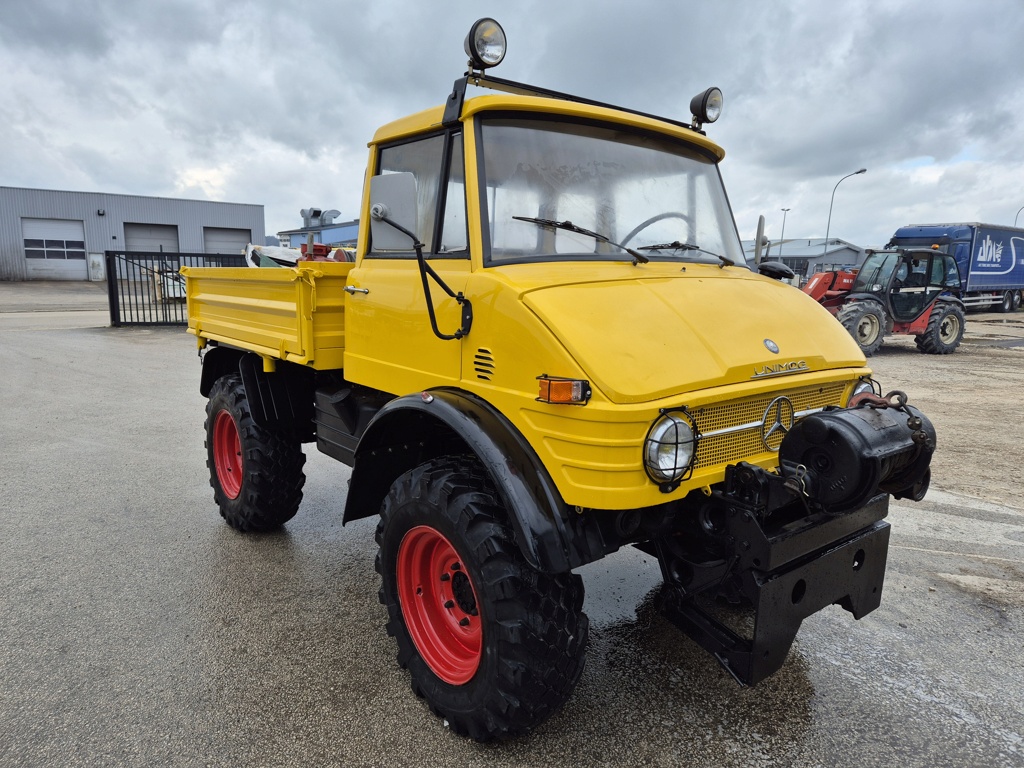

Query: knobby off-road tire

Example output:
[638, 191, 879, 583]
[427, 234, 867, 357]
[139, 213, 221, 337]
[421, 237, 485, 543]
[915, 303, 965, 354]
[375, 456, 588, 741]
[837, 301, 886, 356]
[204, 373, 306, 531]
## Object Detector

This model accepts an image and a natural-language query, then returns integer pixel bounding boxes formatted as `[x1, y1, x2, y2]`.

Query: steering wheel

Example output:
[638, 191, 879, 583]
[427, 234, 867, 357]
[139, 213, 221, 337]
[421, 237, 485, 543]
[621, 212, 690, 246]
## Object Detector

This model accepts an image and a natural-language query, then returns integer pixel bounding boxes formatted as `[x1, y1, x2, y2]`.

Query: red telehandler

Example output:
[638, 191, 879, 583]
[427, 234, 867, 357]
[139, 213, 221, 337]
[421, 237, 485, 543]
[803, 248, 966, 355]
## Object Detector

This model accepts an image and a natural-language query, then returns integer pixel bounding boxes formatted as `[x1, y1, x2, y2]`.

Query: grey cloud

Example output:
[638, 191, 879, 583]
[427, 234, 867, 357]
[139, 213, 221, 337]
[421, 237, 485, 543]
[0, 0, 114, 55]
[2, 0, 1023, 244]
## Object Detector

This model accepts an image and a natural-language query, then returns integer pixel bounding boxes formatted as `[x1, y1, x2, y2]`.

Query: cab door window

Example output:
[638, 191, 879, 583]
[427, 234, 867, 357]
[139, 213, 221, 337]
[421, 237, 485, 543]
[919, 255, 944, 308]
[374, 132, 467, 256]
[376, 135, 444, 255]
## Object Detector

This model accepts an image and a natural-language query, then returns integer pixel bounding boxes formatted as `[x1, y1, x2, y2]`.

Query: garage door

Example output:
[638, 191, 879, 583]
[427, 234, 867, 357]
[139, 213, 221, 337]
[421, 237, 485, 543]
[203, 227, 251, 255]
[124, 223, 179, 253]
[22, 218, 88, 280]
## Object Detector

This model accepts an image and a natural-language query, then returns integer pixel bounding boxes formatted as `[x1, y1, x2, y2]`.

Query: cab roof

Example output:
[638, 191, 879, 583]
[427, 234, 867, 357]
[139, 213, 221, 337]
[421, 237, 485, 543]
[370, 93, 726, 162]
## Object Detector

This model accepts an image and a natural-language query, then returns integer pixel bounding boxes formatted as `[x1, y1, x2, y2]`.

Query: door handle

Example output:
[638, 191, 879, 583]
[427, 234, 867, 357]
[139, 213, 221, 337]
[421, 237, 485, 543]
[344, 285, 369, 295]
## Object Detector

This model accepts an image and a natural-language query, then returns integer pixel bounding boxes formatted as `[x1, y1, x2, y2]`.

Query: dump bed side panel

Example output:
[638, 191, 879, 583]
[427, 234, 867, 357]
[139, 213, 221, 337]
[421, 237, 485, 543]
[181, 262, 351, 370]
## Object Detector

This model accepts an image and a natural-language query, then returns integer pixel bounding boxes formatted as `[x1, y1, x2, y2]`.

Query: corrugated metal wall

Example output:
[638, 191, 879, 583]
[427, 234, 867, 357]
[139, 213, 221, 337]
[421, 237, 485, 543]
[0, 186, 265, 281]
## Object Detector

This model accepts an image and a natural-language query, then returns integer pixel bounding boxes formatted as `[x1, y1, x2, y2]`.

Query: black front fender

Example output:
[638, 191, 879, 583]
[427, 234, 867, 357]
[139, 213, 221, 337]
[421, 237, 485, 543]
[342, 389, 580, 573]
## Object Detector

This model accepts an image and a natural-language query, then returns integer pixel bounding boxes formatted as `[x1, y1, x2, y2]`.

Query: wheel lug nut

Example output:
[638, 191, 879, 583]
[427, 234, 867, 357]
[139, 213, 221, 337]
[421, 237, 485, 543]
[444, 600, 455, 609]
[459, 618, 470, 626]
[451, 562, 461, 571]
[439, 573, 451, 582]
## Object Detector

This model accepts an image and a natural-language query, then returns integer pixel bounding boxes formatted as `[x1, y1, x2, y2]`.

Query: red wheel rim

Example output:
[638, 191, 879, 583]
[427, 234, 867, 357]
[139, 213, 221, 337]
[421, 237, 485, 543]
[212, 410, 242, 499]
[397, 526, 482, 685]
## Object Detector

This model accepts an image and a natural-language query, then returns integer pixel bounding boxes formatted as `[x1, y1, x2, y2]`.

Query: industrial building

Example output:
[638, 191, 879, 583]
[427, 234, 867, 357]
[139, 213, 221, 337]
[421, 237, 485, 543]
[0, 186, 265, 281]
[276, 207, 358, 250]
[743, 237, 866, 281]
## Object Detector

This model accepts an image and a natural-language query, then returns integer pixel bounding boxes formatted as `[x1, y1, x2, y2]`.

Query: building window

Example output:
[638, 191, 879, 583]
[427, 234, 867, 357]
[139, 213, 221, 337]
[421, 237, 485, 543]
[780, 257, 808, 277]
[25, 238, 86, 260]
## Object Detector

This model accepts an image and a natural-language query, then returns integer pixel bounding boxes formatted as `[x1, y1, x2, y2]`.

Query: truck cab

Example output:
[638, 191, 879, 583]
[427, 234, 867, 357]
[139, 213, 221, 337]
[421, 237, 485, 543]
[339, 81, 878, 514]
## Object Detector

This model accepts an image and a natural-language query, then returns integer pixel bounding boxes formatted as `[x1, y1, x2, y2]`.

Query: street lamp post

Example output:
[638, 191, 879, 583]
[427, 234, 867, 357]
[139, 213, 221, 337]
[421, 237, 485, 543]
[822, 168, 866, 257]
[777, 208, 790, 259]
[1015, 205, 1024, 228]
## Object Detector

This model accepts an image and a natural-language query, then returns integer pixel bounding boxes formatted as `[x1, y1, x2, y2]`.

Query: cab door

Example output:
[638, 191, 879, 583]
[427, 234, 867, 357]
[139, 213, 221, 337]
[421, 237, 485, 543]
[344, 131, 470, 395]
[891, 254, 952, 322]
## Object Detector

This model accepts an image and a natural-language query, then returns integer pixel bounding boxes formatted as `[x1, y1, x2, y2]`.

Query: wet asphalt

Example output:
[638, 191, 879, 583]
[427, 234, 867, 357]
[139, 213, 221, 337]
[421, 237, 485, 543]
[1, 283, 1021, 767]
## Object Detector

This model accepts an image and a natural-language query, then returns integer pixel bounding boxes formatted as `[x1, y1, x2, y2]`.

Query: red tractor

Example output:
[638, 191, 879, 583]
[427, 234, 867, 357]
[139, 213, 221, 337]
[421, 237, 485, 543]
[803, 248, 966, 356]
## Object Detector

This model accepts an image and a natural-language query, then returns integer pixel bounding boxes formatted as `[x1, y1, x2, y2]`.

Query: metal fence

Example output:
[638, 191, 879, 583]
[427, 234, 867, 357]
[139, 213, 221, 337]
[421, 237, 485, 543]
[105, 251, 245, 327]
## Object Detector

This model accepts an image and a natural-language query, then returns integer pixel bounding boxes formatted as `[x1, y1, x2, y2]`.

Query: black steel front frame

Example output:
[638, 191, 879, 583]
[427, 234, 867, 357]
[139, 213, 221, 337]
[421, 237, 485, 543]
[659, 515, 890, 686]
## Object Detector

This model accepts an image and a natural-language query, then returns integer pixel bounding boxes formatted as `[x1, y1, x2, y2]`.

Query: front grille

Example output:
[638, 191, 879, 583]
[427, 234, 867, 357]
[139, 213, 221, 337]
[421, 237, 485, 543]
[691, 382, 847, 469]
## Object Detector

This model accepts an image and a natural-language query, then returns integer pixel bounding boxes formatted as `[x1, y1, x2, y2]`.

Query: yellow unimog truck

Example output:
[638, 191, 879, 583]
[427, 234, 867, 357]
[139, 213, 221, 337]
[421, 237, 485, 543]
[182, 19, 936, 741]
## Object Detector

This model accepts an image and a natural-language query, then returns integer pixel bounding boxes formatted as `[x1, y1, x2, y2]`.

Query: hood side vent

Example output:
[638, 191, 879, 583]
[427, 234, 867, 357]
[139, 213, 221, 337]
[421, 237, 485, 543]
[474, 348, 496, 380]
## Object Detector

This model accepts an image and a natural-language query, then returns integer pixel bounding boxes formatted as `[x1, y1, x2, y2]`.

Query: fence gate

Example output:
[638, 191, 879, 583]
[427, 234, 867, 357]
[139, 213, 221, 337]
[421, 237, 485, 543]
[105, 251, 245, 327]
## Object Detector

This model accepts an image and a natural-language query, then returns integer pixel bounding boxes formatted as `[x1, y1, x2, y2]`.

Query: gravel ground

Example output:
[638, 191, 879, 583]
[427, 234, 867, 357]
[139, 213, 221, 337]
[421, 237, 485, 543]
[864, 311, 1024, 506]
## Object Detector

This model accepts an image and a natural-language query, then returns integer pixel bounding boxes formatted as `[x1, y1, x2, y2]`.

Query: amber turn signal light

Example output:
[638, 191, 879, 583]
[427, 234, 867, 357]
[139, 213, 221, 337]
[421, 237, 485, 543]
[537, 376, 591, 405]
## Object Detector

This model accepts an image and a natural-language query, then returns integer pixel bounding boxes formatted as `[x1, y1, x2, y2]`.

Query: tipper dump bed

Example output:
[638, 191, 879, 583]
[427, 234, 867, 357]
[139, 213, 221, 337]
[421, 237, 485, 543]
[181, 261, 353, 369]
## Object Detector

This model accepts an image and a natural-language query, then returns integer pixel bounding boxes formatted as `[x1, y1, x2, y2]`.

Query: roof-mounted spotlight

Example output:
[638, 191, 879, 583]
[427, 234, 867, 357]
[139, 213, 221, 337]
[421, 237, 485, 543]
[464, 18, 506, 71]
[689, 87, 723, 132]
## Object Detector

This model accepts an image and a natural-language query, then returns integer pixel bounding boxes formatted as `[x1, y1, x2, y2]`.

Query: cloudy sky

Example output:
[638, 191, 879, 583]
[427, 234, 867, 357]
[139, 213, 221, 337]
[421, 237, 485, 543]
[3, 0, 1023, 249]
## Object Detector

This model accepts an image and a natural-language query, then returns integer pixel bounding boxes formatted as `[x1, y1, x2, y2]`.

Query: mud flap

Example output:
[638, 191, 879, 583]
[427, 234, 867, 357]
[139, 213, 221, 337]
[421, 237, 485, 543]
[660, 521, 890, 685]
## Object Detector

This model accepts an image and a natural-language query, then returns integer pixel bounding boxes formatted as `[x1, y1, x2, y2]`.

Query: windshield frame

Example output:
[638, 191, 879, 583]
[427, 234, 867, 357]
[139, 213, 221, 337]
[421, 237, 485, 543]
[851, 252, 900, 294]
[472, 112, 743, 268]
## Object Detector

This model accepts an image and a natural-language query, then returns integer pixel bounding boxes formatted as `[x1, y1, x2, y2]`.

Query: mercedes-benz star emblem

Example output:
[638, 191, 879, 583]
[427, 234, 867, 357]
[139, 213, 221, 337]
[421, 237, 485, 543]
[761, 396, 795, 451]
[764, 339, 780, 354]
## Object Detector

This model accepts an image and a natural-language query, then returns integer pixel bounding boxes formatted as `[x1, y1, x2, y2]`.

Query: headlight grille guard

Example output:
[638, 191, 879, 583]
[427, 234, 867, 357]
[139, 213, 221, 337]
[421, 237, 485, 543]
[642, 407, 700, 493]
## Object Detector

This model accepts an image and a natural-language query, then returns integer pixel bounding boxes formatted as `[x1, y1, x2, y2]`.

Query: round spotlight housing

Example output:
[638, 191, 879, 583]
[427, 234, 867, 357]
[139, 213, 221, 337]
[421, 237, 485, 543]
[464, 18, 507, 70]
[689, 87, 723, 125]
[643, 411, 697, 488]
[848, 378, 879, 406]
[850, 379, 875, 400]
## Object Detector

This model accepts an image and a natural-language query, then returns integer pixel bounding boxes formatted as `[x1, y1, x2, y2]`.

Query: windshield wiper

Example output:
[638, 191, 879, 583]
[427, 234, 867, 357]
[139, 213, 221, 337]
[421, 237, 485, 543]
[512, 216, 649, 265]
[638, 240, 736, 268]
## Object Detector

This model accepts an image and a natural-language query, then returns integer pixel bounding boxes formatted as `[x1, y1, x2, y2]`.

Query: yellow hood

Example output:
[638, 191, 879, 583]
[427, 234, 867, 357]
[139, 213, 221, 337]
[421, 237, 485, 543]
[521, 269, 865, 404]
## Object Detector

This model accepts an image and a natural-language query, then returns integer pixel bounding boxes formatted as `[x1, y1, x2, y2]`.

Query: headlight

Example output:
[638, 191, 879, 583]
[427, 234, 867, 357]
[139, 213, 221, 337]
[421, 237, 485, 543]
[849, 378, 879, 406]
[643, 412, 697, 488]
[464, 18, 506, 70]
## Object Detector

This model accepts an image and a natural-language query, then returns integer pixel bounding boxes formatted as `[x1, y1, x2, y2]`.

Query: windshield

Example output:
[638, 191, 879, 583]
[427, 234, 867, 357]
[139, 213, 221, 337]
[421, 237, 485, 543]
[852, 252, 900, 293]
[478, 117, 743, 266]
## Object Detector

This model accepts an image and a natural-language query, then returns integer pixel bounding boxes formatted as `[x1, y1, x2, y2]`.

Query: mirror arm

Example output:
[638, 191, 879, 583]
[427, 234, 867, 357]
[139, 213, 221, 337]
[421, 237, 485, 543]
[376, 214, 473, 341]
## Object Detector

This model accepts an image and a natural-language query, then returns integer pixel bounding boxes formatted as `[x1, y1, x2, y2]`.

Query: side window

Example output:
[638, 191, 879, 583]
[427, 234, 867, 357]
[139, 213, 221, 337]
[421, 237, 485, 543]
[439, 134, 468, 253]
[895, 262, 909, 284]
[377, 135, 445, 254]
[374, 132, 467, 257]
[906, 259, 928, 287]
[943, 255, 960, 287]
